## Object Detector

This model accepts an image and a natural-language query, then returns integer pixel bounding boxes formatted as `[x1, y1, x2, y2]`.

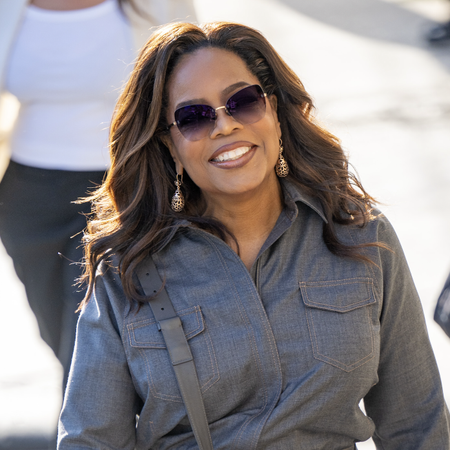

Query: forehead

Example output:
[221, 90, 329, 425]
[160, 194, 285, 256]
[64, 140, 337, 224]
[166, 47, 259, 107]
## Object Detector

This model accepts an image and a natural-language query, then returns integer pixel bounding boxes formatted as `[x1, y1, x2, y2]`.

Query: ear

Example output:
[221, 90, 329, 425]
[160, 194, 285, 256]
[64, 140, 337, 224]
[161, 133, 184, 175]
[268, 93, 278, 112]
[268, 94, 282, 139]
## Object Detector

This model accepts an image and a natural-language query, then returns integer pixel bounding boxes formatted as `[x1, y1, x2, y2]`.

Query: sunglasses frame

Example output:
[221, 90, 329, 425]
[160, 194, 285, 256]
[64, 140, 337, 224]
[166, 84, 267, 141]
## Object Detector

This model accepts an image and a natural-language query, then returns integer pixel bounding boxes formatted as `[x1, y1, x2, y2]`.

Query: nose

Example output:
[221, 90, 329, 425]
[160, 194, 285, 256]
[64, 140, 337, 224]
[209, 107, 243, 139]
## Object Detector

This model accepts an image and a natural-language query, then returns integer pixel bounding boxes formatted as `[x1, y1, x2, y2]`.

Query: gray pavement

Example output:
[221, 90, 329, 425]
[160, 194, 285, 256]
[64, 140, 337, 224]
[1, 0, 450, 448]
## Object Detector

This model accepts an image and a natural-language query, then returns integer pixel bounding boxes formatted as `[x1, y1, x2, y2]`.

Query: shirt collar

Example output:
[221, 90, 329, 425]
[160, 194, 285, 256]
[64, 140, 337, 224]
[157, 178, 328, 254]
[280, 178, 328, 224]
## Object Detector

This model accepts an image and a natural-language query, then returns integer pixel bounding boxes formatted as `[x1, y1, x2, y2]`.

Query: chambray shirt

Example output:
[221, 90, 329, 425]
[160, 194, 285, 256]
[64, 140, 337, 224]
[58, 179, 450, 449]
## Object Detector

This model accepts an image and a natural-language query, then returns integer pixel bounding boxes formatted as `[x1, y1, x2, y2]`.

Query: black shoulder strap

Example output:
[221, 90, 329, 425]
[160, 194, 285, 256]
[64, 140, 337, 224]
[135, 256, 214, 450]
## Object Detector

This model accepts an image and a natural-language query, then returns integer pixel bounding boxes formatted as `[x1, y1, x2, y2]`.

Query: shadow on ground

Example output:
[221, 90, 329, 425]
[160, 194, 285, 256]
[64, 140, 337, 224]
[0, 433, 56, 450]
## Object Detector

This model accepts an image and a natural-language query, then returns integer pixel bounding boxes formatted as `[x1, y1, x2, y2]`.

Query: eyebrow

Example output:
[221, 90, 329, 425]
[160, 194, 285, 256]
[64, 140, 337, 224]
[174, 81, 252, 111]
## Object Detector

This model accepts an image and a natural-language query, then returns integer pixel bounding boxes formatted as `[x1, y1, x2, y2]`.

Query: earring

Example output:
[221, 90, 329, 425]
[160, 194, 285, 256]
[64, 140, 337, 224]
[171, 173, 185, 212]
[275, 138, 289, 177]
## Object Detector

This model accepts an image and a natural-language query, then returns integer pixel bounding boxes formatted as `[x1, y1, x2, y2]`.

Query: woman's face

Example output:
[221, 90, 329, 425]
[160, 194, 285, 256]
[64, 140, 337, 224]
[165, 47, 281, 208]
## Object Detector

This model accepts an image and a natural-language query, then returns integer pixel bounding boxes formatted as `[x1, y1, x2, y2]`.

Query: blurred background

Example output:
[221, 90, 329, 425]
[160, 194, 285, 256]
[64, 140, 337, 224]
[1, 0, 450, 448]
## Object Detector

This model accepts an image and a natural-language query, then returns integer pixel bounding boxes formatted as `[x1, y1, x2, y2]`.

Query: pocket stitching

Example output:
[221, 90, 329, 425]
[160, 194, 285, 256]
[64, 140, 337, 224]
[301, 279, 376, 372]
[306, 304, 375, 372]
[137, 346, 184, 402]
[127, 305, 219, 401]
[300, 278, 375, 312]
[127, 306, 203, 348]
[196, 322, 221, 392]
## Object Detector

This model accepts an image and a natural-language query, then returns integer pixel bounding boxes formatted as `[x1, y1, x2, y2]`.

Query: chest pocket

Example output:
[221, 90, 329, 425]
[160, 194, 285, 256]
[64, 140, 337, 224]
[127, 305, 219, 402]
[299, 278, 376, 372]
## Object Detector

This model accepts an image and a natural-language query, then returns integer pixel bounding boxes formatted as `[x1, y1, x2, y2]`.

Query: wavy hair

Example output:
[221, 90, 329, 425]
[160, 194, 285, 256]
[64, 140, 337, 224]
[79, 21, 380, 306]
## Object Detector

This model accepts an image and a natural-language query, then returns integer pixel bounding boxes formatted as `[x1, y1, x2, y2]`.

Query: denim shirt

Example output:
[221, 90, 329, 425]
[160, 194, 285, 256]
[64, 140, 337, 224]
[58, 179, 450, 449]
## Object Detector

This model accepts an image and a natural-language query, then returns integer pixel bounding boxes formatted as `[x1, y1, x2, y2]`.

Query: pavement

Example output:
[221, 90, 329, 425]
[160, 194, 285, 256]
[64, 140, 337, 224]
[1, 0, 450, 449]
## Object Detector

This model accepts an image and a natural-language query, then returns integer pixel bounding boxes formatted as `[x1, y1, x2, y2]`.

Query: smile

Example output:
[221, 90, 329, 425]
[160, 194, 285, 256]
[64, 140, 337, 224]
[211, 146, 252, 162]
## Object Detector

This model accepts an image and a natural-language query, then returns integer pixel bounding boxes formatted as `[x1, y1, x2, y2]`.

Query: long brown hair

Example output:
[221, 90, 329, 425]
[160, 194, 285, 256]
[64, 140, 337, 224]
[80, 21, 381, 306]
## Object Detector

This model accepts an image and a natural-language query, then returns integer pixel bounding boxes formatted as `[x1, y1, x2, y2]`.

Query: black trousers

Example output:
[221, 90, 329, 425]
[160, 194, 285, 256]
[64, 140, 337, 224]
[0, 160, 105, 388]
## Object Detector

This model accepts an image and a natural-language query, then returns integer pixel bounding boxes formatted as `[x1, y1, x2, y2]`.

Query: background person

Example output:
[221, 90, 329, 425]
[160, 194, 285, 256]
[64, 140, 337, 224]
[58, 22, 450, 449]
[0, 0, 197, 392]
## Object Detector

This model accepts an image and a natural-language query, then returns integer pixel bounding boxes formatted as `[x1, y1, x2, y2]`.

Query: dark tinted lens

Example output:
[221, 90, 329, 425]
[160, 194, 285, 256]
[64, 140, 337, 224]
[226, 85, 266, 124]
[175, 104, 216, 141]
[172, 85, 266, 141]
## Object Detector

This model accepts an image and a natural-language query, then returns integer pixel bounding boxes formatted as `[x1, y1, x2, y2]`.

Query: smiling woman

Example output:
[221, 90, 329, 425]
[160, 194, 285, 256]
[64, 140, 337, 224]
[57, 22, 450, 450]
[163, 47, 283, 266]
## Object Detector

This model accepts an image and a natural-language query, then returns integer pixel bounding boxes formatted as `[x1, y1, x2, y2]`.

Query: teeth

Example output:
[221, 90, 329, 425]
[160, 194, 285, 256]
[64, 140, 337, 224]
[213, 146, 251, 162]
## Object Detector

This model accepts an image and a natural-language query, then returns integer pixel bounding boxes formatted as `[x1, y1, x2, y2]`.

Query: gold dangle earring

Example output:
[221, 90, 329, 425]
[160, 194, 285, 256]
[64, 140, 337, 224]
[171, 173, 185, 212]
[275, 138, 289, 177]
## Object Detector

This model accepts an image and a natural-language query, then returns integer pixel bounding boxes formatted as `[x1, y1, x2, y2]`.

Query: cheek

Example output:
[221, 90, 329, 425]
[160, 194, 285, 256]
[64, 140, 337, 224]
[173, 143, 208, 181]
[169, 135, 191, 165]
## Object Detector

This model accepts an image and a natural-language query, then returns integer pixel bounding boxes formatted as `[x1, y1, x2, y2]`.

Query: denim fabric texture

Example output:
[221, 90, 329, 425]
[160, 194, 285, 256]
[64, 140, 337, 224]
[58, 179, 450, 449]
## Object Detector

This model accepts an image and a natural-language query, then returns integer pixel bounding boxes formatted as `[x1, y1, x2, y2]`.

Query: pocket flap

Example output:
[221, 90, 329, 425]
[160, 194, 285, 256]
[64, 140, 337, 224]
[128, 305, 204, 348]
[299, 278, 375, 313]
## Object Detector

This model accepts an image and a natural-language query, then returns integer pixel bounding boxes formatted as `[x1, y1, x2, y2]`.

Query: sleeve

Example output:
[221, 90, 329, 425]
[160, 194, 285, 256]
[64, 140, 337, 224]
[57, 270, 142, 449]
[363, 217, 450, 449]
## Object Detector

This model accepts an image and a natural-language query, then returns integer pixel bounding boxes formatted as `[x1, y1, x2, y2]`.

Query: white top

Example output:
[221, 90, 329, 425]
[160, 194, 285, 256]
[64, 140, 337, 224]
[5, 0, 134, 171]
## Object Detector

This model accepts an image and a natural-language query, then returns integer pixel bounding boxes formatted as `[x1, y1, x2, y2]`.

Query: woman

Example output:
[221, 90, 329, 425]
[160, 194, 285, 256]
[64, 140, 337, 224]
[0, 0, 196, 389]
[58, 22, 450, 449]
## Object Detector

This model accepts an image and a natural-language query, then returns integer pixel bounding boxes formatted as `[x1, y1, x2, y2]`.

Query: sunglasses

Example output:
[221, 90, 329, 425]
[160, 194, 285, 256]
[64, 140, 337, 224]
[167, 84, 267, 141]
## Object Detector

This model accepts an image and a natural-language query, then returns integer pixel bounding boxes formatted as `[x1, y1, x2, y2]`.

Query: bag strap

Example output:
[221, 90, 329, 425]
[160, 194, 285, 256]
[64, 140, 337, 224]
[136, 256, 214, 450]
